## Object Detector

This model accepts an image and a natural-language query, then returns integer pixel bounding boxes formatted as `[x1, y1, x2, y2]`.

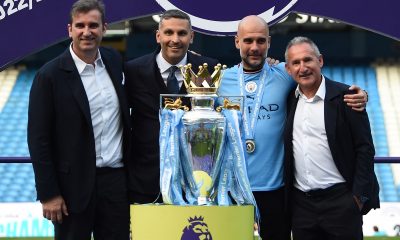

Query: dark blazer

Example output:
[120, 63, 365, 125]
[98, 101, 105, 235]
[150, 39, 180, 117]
[28, 47, 131, 213]
[124, 47, 219, 202]
[284, 77, 379, 215]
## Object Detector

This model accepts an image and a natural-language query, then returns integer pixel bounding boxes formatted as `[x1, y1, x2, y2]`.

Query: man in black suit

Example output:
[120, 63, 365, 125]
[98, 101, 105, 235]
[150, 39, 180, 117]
[27, 0, 130, 239]
[124, 9, 218, 204]
[283, 36, 379, 240]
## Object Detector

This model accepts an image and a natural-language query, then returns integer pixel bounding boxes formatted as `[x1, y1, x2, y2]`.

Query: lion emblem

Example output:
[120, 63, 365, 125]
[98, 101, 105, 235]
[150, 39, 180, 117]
[181, 216, 213, 240]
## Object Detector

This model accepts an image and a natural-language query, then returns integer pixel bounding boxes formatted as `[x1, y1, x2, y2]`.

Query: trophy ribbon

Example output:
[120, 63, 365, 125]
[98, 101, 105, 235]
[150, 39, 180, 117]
[215, 153, 232, 206]
[178, 122, 200, 205]
[238, 64, 269, 153]
[159, 109, 186, 205]
[222, 109, 260, 219]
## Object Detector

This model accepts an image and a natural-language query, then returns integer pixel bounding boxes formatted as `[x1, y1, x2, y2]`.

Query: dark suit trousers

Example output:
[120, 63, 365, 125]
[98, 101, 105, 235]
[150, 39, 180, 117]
[54, 168, 130, 240]
[253, 187, 291, 240]
[291, 184, 363, 240]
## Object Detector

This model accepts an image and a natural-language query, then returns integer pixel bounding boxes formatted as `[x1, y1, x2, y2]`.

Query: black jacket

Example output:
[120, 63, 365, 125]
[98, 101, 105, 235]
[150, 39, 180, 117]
[28, 47, 131, 213]
[124, 47, 218, 202]
[284, 77, 380, 215]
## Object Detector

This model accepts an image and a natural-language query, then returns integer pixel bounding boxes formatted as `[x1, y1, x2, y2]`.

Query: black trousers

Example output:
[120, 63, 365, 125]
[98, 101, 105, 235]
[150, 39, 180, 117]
[291, 183, 363, 240]
[54, 167, 130, 240]
[254, 187, 291, 240]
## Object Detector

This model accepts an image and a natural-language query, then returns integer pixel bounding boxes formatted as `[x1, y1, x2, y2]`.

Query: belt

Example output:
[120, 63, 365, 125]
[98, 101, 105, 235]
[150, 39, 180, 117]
[296, 183, 347, 199]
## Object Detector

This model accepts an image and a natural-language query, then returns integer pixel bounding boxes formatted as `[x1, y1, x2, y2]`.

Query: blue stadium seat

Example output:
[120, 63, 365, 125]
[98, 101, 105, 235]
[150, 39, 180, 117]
[0, 69, 33, 157]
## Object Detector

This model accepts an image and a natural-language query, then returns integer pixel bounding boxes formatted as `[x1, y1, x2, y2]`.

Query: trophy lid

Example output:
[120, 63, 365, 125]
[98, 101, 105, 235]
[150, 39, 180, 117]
[180, 63, 227, 95]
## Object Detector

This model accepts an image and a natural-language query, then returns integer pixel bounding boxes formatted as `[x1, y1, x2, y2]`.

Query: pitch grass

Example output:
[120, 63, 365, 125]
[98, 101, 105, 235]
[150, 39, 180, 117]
[0, 237, 396, 240]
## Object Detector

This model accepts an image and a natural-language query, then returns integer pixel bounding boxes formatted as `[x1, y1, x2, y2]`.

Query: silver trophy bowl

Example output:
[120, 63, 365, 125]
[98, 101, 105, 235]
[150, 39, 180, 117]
[181, 95, 226, 205]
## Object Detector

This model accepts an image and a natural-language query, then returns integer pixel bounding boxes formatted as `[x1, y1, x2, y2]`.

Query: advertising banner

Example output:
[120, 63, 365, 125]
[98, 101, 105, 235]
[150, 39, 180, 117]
[0, 202, 53, 237]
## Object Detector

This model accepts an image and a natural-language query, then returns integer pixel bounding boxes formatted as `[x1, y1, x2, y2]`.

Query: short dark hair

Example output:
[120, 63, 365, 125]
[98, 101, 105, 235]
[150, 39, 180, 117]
[70, 0, 105, 24]
[159, 9, 191, 29]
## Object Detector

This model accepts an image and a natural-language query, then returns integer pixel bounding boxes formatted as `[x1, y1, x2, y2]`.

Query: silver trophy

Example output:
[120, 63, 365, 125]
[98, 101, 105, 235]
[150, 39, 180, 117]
[181, 94, 226, 205]
[161, 63, 232, 205]
[161, 63, 245, 205]
[180, 63, 228, 205]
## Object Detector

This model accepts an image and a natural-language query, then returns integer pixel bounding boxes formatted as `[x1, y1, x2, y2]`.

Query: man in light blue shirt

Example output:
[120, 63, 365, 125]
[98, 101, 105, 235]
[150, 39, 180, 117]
[218, 15, 367, 240]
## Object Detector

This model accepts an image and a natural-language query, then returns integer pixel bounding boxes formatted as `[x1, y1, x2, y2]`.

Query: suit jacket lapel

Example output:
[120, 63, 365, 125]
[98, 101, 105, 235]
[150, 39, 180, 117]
[59, 49, 92, 126]
[150, 46, 169, 92]
[101, 48, 130, 126]
[324, 78, 342, 149]
[284, 90, 299, 189]
[286, 91, 298, 140]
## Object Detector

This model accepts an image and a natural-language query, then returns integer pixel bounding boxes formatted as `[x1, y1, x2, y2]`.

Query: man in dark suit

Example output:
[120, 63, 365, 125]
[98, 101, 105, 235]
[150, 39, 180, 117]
[27, 0, 130, 239]
[283, 36, 379, 240]
[124, 9, 218, 204]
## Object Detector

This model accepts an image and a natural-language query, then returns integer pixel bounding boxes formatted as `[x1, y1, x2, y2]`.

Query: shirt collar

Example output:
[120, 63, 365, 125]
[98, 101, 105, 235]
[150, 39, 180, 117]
[239, 61, 269, 74]
[295, 75, 326, 101]
[156, 51, 187, 74]
[69, 43, 104, 74]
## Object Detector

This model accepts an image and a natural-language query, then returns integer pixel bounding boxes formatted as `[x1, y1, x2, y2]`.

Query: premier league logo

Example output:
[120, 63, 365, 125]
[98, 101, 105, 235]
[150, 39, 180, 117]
[181, 216, 213, 240]
[155, 0, 298, 34]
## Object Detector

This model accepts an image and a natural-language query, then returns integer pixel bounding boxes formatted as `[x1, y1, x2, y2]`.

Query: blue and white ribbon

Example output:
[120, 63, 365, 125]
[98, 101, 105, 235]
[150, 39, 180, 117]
[222, 109, 260, 219]
[178, 122, 199, 205]
[159, 109, 186, 205]
[160, 106, 259, 222]
[238, 65, 268, 141]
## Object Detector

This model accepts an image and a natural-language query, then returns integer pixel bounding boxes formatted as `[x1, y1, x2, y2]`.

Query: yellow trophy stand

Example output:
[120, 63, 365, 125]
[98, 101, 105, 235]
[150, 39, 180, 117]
[130, 204, 254, 240]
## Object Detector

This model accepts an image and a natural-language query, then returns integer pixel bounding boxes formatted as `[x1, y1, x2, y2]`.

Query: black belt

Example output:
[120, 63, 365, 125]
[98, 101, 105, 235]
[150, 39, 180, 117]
[296, 183, 347, 199]
[96, 167, 124, 175]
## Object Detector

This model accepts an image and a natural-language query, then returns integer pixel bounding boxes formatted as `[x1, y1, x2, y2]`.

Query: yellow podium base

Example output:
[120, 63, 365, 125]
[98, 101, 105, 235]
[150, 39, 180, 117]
[130, 204, 254, 240]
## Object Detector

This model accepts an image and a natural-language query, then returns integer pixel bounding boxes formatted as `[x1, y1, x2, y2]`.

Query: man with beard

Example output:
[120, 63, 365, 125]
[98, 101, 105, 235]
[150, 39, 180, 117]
[124, 9, 218, 204]
[217, 15, 368, 240]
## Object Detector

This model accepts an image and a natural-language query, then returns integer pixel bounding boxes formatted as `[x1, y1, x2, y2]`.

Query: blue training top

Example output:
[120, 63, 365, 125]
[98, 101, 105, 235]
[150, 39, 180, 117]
[218, 62, 295, 191]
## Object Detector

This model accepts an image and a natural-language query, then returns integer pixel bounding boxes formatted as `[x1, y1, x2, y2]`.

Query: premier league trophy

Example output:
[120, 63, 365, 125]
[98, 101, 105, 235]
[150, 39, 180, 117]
[159, 63, 257, 208]
[180, 63, 226, 205]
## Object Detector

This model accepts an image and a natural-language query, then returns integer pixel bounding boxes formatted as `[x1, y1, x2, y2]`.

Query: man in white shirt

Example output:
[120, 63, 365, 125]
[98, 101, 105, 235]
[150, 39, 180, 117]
[28, 0, 130, 239]
[284, 36, 379, 240]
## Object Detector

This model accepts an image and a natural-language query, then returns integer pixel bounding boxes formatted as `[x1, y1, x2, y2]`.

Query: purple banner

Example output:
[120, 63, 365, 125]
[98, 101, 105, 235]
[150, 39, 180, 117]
[293, 0, 400, 42]
[0, 0, 162, 70]
[0, 0, 398, 70]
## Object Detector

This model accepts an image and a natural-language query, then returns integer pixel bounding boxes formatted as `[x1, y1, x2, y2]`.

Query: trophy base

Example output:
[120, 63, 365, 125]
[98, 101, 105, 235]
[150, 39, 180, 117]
[131, 204, 254, 240]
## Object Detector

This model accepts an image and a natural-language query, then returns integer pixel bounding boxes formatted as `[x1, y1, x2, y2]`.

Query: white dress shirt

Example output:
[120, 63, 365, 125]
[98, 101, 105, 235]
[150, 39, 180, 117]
[156, 51, 188, 87]
[292, 76, 345, 191]
[70, 45, 123, 168]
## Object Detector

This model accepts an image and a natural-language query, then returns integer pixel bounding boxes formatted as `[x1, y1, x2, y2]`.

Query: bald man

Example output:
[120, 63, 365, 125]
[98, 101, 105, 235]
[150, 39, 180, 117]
[217, 15, 367, 240]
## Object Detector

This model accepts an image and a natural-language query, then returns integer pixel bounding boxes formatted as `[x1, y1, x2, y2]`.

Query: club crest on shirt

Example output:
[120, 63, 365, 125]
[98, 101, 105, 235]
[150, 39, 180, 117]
[245, 81, 257, 93]
[154, 0, 298, 34]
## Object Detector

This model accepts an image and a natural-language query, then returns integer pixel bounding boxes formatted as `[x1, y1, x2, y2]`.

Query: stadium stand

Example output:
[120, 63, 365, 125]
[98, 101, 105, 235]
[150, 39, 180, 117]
[0, 64, 399, 203]
[375, 63, 400, 198]
[0, 67, 32, 157]
[0, 68, 19, 112]
[0, 67, 36, 202]
[323, 65, 398, 202]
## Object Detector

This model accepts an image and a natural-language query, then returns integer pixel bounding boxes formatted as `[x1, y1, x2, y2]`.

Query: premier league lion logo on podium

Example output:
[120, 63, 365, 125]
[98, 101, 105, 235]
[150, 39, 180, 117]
[181, 216, 213, 240]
